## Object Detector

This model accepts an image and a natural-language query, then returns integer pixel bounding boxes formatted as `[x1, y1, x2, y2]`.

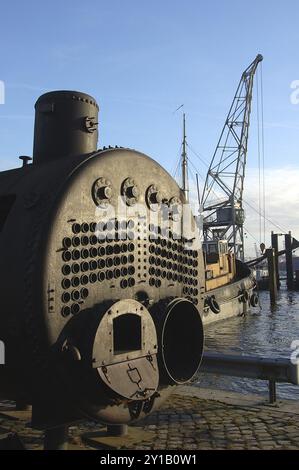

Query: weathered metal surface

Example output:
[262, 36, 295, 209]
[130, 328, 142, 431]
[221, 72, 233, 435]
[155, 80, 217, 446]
[0, 90, 205, 428]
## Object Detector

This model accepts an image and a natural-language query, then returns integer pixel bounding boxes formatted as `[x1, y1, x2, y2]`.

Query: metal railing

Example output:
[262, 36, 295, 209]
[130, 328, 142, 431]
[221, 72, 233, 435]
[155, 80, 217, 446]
[201, 352, 299, 404]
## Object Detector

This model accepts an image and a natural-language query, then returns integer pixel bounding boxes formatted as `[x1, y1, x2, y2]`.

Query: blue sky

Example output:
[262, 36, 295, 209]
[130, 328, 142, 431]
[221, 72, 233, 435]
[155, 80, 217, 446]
[0, 0, 299, 252]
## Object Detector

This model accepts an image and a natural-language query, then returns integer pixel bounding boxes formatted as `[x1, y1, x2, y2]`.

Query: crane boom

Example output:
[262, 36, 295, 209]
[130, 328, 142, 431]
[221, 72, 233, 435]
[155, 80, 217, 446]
[201, 54, 263, 261]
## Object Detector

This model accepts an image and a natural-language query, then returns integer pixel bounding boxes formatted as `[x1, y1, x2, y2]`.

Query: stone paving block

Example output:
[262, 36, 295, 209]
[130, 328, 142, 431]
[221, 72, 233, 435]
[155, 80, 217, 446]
[1, 393, 299, 450]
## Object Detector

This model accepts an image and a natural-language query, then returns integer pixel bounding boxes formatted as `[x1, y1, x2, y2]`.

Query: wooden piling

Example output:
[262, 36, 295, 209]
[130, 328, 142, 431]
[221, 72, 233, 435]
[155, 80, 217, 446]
[285, 232, 293, 290]
[266, 248, 277, 304]
[271, 231, 280, 289]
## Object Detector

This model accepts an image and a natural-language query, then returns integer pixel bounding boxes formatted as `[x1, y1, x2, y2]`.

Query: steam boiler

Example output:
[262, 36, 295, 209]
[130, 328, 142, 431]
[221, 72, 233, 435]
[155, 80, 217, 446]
[0, 91, 204, 432]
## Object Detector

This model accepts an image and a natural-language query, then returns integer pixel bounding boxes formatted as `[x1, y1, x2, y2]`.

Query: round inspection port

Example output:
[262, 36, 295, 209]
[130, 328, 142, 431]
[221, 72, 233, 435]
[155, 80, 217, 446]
[128, 242, 135, 252]
[128, 254, 134, 263]
[90, 222, 97, 232]
[89, 260, 98, 271]
[121, 267, 128, 276]
[81, 249, 89, 259]
[62, 251, 72, 262]
[90, 235, 98, 245]
[127, 219, 135, 230]
[71, 277, 80, 287]
[62, 292, 71, 303]
[71, 290, 80, 301]
[72, 250, 81, 261]
[81, 235, 89, 246]
[127, 231, 134, 241]
[121, 255, 128, 264]
[106, 270, 113, 281]
[71, 303, 80, 315]
[106, 233, 114, 243]
[62, 264, 71, 276]
[128, 266, 135, 275]
[81, 288, 89, 299]
[62, 278, 71, 290]
[120, 279, 128, 289]
[105, 257, 113, 268]
[89, 247, 98, 258]
[98, 246, 106, 257]
[72, 236, 81, 247]
[98, 259, 106, 269]
[120, 231, 127, 241]
[81, 261, 89, 272]
[62, 237, 72, 249]
[61, 306, 71, 317]
[128, 277, 135, 287]
[113, 256, 121, 266]
[113, 268, 121, 278]
[161, 299, 204, 384]
[114, 244, 121, 254]
[106, 220, 115, 231]
[98, 271, 105, 282]
[72, 223, 81, 234]
[80, 275, 89, 285]
[121, 244, 128, 253]
[81, 223, 89, 233]
[89, 273, 97, 284]
[106, 246, 113, 256]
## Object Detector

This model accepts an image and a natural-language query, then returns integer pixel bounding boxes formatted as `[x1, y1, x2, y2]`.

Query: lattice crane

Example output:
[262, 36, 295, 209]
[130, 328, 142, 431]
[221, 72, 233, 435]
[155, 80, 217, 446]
[200, 54, 263, 261]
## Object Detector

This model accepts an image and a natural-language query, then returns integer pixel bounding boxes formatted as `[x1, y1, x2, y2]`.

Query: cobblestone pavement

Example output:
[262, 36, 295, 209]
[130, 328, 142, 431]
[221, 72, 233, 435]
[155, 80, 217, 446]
[1, 392, 299, 450]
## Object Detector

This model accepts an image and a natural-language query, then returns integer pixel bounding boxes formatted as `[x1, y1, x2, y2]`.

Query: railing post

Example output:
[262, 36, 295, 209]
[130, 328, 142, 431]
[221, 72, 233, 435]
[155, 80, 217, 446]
[269, 380, 277, 404]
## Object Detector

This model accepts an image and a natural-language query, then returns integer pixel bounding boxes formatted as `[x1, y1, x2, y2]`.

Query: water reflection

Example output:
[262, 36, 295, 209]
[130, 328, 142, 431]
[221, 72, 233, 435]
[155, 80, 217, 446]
[196, 286, 299, 400]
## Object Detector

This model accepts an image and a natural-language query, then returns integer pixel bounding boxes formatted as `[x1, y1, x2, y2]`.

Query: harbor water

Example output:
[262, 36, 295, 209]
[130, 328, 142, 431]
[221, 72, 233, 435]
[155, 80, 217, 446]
[197, 284, 299, 400]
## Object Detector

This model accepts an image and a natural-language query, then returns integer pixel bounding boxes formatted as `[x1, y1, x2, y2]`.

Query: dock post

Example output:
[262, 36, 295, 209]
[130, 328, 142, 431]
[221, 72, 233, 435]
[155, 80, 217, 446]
[266, 248, 277, 304]
[271, 231, 280, 289]
[285, 232, 294, 290]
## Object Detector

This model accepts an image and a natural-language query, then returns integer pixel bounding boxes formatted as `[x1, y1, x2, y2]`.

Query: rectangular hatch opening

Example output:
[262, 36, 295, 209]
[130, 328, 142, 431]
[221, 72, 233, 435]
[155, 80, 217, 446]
[113, 314, 142, 355]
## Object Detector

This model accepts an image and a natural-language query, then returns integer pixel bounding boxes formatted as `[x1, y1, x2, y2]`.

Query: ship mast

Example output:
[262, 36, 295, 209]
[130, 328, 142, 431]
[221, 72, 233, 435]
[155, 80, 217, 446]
[181, 113, 189, 202]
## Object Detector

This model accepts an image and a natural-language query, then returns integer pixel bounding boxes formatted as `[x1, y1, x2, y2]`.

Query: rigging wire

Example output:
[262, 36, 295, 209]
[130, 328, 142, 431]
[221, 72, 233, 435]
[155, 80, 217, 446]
[242, 198, 288, 234]
[187, 143, 288, 235]
[260, 62, 266, 245]
[256, 71, 262, 246]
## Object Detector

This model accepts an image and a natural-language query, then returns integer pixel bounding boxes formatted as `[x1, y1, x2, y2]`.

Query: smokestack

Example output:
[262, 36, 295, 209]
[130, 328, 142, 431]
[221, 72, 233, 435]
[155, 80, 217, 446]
[33, 90, 99, 165]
